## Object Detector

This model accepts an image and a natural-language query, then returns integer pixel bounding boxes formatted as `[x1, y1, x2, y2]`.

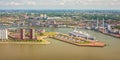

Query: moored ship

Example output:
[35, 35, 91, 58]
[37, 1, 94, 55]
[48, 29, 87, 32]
[69, 28, 95, 40]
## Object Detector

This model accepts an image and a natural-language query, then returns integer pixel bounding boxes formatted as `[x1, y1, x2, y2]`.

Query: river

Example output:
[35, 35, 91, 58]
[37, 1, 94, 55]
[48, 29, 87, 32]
[0, 28, 120, 60]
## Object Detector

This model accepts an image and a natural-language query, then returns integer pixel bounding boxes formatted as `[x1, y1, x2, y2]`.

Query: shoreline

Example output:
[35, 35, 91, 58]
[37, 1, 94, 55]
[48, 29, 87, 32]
[0, 41, 50, 45]
[100, 32, 120, 38]
[51, 37, 105, 47]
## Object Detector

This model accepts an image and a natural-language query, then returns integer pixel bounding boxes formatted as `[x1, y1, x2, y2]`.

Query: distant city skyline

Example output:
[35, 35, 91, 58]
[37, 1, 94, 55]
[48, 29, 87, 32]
[0, 0, 120, 10]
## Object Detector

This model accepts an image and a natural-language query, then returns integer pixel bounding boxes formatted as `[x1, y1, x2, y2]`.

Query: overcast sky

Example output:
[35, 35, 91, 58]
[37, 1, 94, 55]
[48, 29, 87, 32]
[0, 0, 120, 10]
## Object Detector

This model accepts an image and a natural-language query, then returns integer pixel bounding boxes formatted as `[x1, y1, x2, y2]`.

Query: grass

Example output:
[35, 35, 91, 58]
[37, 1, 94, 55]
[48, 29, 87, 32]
[10, 39, 48, 42]
[77, 41, 91, 44]
[40, 32, 57, 37]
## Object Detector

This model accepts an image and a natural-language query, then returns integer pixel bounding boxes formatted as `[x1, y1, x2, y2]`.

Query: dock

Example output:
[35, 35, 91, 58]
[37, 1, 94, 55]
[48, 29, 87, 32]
[51, 33, 106, 47]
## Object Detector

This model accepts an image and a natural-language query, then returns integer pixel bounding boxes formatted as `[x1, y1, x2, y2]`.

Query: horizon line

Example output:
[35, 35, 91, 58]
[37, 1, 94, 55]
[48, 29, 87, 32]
[0, 9, 120, 10]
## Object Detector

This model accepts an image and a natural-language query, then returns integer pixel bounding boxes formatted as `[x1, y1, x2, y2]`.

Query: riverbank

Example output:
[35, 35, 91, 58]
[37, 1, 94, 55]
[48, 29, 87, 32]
[99, 31, 120, 38]
[7, 32, 51, 45]
[52, 36, 105, 47]
[0, 41, 50, 45]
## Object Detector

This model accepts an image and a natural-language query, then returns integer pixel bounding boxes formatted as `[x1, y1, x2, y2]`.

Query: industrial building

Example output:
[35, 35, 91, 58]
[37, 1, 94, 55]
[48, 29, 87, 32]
[29, 29, 35, 39]
[19, 29, 35, 40]
[0, 29, 8, 40]
[20, 29, 25, 40]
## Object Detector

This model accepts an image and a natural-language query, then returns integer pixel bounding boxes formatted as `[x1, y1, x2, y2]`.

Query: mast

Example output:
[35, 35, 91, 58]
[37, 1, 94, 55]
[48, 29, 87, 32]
[102, 18, 105, 28]
[96, 18, 99, 29]
[74, 27, 77, 32]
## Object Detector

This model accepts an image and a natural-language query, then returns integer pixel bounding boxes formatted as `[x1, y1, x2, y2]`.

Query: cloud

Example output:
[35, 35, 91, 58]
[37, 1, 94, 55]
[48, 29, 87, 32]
[1, 1, 37, 6]
[59, 0, 66, 5]
[0, 0, 120, 9]
[60, 2, 65, 5]
[10, 2, 23, 6]
[27, 1, 36, 5]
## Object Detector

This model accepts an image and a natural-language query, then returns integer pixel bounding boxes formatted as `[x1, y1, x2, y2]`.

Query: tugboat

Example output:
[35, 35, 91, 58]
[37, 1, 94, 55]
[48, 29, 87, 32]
[69, 28, 95, 40]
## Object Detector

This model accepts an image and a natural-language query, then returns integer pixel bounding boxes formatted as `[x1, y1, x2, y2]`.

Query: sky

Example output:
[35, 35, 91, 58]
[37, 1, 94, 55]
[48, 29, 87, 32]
[0, 0, 120, 10]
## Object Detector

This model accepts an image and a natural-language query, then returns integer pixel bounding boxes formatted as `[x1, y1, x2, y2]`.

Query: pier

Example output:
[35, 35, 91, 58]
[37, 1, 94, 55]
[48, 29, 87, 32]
[51, 33, 106, 47]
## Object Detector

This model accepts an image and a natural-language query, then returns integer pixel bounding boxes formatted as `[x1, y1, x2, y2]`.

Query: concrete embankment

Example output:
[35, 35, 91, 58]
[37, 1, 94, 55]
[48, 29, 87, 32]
[0, 42, 50, 45]
[98, 31, 120, 38]
[51, 36, 105, 47]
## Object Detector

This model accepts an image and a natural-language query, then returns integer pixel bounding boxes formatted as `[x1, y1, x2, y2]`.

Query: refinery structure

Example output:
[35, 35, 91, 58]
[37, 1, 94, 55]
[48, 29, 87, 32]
[0, 29, 8, 40]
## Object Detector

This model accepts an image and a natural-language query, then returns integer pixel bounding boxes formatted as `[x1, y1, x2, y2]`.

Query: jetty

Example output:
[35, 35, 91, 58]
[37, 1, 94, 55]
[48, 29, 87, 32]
[51, 33, 106, 47]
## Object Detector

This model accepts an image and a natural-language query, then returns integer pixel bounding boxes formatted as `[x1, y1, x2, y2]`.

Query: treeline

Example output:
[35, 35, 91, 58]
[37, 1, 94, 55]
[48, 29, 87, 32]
[81, 14, 120, 20]
[114, 26, 120, 30]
